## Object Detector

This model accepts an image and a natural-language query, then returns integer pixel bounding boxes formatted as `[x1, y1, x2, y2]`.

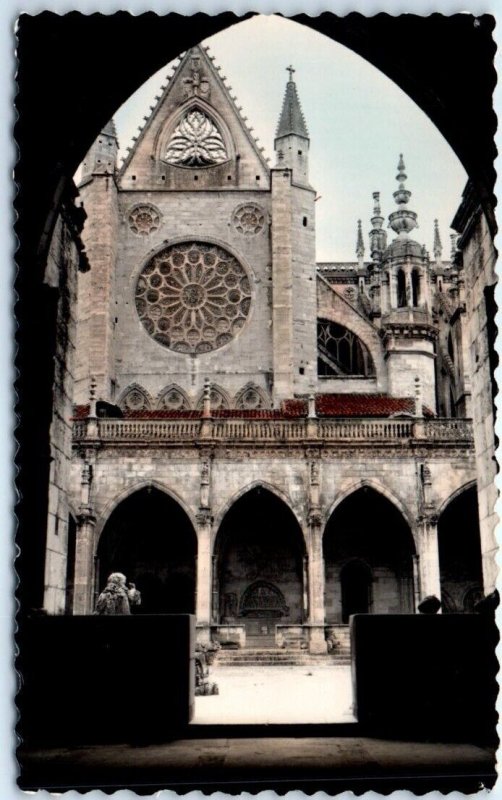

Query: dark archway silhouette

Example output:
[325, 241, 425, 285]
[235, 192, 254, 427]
[438, 485, 484, 613]
[96, 487, 197, 614]
[324, 487, 416, 623]
[214, 486, 305, 645]
[16, 13, 495, 614]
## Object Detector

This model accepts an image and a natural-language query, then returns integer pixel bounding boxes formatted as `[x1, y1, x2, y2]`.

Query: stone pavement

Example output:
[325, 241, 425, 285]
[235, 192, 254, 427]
[19, 736, 496, 794]
[194, 663, 355, 724]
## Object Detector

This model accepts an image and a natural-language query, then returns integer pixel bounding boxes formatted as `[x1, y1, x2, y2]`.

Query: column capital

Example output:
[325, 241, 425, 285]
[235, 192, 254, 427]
[77, 507, 96, 526]
[196, 507, 213, 526]
[307, 506, 323, 527]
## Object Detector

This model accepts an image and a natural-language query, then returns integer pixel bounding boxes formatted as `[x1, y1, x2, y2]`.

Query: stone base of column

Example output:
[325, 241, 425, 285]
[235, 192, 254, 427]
[196, 623, 212, 645]
[308, 624, 327, 654]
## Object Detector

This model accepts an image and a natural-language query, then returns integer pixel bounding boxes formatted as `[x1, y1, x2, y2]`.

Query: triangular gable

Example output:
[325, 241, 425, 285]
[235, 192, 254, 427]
[119, 45, 270, 190]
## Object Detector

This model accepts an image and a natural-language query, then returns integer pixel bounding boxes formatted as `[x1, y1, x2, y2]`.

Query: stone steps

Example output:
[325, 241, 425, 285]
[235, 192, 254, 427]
[215, 648, 351, 667]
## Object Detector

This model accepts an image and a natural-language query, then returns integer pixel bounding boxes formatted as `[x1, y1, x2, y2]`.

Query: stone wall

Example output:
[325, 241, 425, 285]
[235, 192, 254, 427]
[112, 189, 273, 403]
[68, 438, 476, 623]
[43, 214, 82, 614]
[460, 210, 498, 592]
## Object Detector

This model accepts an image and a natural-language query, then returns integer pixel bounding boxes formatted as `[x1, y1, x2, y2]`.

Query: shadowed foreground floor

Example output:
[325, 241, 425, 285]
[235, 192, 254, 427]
[19, 736, 496, 794]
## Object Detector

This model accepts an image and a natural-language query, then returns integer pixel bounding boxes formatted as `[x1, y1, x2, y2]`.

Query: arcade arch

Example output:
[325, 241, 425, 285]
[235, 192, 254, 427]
[323, 487, 416, 623]
[438, 485, 484, 612]
[96, 487, 197, 614]
[213, 486, 306, 645]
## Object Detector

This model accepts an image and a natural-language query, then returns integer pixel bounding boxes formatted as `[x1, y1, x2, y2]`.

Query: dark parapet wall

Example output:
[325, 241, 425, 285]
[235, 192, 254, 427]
[351, 613, 498, 742]
[17, 614, 195, 748]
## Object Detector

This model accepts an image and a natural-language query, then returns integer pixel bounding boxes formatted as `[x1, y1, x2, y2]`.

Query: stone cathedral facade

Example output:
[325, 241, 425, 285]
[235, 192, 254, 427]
[43, 45, 486, 654]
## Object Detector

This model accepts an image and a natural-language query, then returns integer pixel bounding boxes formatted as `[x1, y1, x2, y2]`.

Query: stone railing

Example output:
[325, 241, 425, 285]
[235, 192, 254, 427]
[73, 416, 473, 446]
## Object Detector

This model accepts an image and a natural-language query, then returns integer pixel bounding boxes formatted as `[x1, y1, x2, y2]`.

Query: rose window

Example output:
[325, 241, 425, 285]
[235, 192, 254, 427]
[164, 109, 228, 167]
[232, 204, 266, 235]
[128, 205, 161, 236]
[135, 242, 252, 354]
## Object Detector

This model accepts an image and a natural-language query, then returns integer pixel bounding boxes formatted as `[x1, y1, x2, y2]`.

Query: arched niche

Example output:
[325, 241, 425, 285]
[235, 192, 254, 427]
[96, 487, 197, 614]
[438, 485, 484, 612]
[323, 486, 416, 623]
[213, 486, 306, 645]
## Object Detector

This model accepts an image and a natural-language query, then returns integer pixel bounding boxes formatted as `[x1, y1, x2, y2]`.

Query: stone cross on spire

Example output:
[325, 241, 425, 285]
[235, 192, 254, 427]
[275, 67, 309, 140]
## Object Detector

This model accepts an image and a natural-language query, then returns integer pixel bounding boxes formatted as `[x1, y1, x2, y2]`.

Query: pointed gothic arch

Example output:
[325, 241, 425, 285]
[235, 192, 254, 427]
[94, 479, 198, 547]
[234, 383, 271, 410]
[212, 480, 305, 543]
[96, 485, 197, 614]
[323, 486, 416, 622]
[325, 478, 415, 533]
[156, 384, 191, 410]
[213, 485, 307, 642]
[438, 483, 483, 613]
[117, 383, 153, 412]
[196, 384, 231, 411]
[156, 98, 235, 169]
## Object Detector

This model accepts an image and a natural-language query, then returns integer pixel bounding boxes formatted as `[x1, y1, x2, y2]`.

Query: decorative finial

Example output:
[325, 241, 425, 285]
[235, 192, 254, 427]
[356, 219, 365, 263]
[433, 219, 442, 262]
[202, 378, 211, 419]
[389, 154, 418, 237]
[89, 375, 97, 418]
[287, 65, 296, 82]
[414, 375, 422, 418]
[369, 191, 387, 261]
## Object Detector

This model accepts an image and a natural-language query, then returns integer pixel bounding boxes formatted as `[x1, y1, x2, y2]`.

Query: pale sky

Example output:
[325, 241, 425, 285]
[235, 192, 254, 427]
[114, 14, 467, 263]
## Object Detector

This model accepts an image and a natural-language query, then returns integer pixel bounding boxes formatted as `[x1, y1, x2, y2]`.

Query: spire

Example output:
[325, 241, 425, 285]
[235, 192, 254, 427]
[275, 66, 309, 140]
[388, 154, 418, 237]
[356, 219, 365, 265]
[433, 219, 442, 262]
[369, 191, 387, 262]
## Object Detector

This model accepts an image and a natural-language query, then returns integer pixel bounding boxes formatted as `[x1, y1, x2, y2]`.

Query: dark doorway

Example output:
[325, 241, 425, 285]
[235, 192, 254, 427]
[438, 485, 484, 612]
[215, 487, 305, 646]
[97, 487, 197, 613]
[324, 487, 416, 623]
[340, 560, 373, 622]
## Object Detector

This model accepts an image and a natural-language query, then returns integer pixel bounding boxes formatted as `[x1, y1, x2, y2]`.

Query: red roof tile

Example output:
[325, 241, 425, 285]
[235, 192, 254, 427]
[73, 394, 433, 420]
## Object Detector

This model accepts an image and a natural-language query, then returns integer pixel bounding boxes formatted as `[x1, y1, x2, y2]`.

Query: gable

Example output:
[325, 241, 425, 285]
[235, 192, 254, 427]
[118, 46, 270, 191]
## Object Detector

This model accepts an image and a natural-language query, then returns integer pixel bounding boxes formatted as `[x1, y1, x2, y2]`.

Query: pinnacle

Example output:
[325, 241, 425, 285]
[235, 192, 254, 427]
[275, 68, 309, 139]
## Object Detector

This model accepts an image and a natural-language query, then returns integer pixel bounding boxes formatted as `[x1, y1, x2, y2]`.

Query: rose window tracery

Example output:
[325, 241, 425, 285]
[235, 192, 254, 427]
[235, 385, 268, 409]
[232, 204, 266, 235]
[128, 205, 161, 236]
[121, 387, 151, 411]
[135, 242, 252, 354]
[164, 109, 228, 167]
[158, 388, 190, 410]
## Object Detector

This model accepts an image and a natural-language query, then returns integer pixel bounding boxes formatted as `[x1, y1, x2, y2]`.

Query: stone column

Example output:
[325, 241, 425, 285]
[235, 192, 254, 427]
[195, 510, 213, 644]
[307, 512, 327, 653]
[302, 554, 309, 622]
[211, 554, 219, 624]
[405, 263, 413, 307]
[417, 515, 442, 603]
[73, 508, 96, 614]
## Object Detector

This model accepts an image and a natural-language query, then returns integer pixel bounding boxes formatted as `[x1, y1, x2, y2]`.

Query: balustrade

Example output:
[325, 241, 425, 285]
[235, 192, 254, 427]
[73, 415, 473, 445]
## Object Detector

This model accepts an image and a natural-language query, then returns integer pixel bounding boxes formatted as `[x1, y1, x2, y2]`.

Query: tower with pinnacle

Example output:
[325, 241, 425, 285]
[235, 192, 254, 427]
[271, 65, 317, 399]
[274, 65, 310, 186]
[378, 156, 437, 411]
